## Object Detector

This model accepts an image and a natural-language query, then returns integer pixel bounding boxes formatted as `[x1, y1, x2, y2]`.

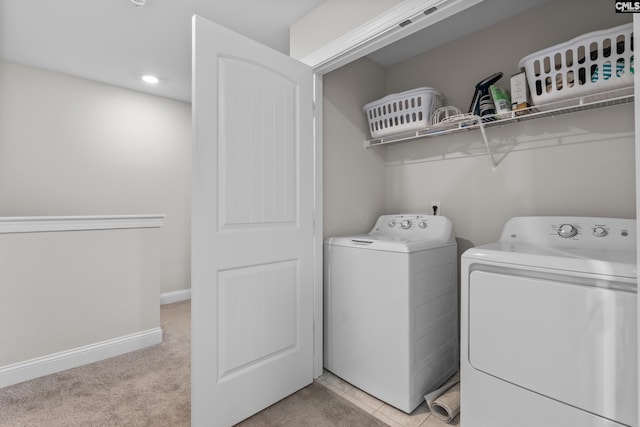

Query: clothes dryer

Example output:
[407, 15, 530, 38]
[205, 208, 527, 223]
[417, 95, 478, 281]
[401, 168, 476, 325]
[461, 216, 637, 427]
[324, 214, 458, 413]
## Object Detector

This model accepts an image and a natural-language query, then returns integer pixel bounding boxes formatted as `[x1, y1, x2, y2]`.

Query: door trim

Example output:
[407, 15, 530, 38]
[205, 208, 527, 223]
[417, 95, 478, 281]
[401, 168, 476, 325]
[312, 74, 324, 378]
[301, 0, 484, 74]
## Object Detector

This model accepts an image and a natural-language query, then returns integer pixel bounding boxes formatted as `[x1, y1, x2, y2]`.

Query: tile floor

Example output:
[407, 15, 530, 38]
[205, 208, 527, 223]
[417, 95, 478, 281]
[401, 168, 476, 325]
[316, 370, 460, 427]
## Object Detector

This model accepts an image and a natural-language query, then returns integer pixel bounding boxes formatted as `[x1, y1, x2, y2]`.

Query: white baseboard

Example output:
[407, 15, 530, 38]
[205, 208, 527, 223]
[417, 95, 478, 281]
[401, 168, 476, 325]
[160, 289, 191, 305]
[0, 327, 163, 389]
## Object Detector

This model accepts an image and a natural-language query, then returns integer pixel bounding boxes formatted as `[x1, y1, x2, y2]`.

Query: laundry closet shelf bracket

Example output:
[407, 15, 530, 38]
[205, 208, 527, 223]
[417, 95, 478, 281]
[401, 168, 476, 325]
[364, 87, 634, 157]
[477, 120, 498, 171]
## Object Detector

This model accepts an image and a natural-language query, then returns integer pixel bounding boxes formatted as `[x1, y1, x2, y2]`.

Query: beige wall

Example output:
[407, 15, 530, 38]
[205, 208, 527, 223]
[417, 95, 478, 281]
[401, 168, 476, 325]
[383, 111, 635, 248]
[0, 61, 191, 294]
[321, 0, 635, 247]
[0, 226, 162, 366]
[323, 57, 388, 238]
[290, 0, 403, 60]
[382, 0, 634, 247]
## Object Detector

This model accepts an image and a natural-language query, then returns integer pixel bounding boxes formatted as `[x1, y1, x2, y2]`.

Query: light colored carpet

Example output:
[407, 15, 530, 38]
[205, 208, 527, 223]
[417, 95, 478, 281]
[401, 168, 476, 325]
[0, 300, 191, 427]
[0, 300, 387, 427]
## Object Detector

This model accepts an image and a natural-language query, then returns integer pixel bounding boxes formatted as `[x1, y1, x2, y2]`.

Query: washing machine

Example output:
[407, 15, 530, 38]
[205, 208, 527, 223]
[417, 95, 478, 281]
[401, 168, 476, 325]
[461, 216, 637, 427]
[324, 214, 458, 413]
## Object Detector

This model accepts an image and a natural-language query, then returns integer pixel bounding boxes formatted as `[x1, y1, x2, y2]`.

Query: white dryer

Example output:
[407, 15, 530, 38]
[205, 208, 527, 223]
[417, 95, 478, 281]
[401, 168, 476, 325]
[461, 217, 637, 427]
[324, 214, 458, 413]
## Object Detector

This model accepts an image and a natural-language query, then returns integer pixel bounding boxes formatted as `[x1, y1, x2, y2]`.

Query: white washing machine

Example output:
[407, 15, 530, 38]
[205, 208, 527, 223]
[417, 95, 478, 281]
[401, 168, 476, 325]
[324, 214, 458, 413]
[461, 216, 637, 427]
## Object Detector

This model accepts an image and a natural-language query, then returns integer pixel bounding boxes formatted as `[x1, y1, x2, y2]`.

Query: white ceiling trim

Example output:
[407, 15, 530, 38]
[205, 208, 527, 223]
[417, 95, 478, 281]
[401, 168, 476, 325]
[300, 0, 485, 75]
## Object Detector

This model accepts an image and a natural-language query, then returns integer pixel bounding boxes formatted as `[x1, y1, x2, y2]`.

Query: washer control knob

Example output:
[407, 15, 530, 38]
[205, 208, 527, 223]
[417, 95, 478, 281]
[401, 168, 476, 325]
[558, 224, 578, 238]
[592, 226, 608, 237]
[400, 219, 412, 230]
[418, 221, 427, 229]
[388, 220, 396, 228]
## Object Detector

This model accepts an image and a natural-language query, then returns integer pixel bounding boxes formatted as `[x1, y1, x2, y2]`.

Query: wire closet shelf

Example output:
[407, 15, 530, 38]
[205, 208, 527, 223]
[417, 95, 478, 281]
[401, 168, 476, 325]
[364, 86, 634, 149]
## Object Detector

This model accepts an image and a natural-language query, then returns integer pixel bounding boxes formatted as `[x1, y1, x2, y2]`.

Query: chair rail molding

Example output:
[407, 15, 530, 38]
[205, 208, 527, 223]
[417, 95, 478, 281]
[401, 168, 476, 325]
[0, 214, 165, 234]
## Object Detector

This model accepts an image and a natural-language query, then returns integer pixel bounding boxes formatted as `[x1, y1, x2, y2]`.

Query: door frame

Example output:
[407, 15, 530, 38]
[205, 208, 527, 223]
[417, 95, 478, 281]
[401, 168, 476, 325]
[312, 73, 324, 377]
[306, 0, 483, 378]
[302, 0, 485, 75]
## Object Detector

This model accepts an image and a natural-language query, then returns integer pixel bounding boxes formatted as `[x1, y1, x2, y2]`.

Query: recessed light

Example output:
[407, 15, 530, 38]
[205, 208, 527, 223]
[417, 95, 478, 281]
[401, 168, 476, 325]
[141, 74, 159, 84]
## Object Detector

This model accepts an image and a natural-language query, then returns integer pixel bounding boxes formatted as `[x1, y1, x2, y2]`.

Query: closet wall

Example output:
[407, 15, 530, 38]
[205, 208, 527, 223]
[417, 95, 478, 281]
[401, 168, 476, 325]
[323, 58, 388, 238]
[315, 0, 635, 246]
[382, 0, 634, 246]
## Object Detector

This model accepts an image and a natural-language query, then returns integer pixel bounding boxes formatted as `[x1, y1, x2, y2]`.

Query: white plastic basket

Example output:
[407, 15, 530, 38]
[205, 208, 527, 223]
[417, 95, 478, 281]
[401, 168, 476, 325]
[518, 23, 634, 105]
[363, 87, 445, 138]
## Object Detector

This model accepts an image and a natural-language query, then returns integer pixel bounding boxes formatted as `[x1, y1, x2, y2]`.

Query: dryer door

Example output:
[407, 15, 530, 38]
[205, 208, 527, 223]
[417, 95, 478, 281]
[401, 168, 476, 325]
[468, 270, 637, 426]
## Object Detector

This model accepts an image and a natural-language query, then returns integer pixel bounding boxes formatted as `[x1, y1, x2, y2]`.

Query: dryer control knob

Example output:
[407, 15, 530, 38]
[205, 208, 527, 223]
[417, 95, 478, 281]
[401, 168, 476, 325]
[418, 221, 427, 229]
[593, 226, 608, 237]
[401, 219, 412, 230]
[558, 224, 578, 238]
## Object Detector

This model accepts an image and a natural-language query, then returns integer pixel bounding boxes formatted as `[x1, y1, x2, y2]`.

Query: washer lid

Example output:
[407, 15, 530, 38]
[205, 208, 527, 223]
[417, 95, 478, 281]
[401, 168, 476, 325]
[324, 213, 455, 253]
[368, 214, 454, 243]
[324, 234, 454, 253]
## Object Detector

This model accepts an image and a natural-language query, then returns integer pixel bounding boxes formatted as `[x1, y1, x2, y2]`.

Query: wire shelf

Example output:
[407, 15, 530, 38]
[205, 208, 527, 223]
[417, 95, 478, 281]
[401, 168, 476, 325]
[364, 87, 634, 148]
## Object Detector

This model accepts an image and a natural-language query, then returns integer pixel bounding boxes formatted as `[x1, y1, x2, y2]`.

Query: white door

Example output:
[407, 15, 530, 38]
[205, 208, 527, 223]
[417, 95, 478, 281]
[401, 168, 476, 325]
[191, 15, 315, 427]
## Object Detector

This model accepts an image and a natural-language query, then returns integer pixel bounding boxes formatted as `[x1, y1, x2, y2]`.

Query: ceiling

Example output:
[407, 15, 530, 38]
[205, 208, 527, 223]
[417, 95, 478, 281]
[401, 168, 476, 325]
[0, 0, 325, 103]
[0, 0, 553, 104]
[367, 0, 551, 67]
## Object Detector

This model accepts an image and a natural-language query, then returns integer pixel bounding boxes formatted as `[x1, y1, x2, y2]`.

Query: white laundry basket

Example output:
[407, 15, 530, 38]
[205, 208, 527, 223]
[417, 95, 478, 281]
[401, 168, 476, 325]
[518, 23, 634, 105]
[363, 87, 445, 138]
